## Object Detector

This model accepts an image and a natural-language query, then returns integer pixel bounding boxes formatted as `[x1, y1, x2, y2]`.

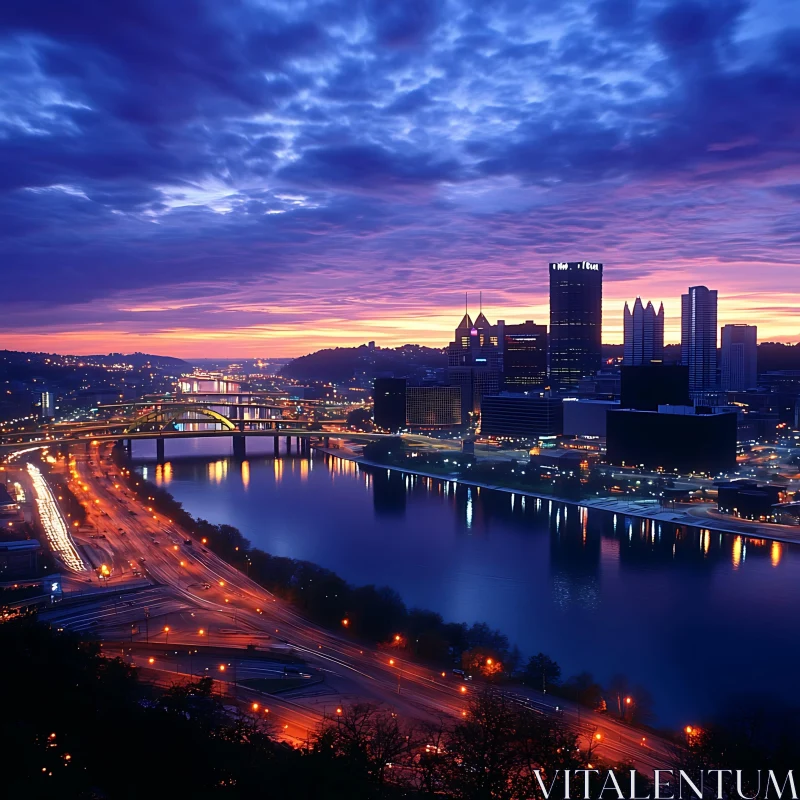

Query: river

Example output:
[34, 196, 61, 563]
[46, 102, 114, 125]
[132, 437, 800, 727]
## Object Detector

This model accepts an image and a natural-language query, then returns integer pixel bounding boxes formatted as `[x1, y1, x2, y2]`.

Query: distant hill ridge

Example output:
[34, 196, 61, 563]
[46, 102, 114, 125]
[281, 344, 447, 384]
[0, 350, 189, 367]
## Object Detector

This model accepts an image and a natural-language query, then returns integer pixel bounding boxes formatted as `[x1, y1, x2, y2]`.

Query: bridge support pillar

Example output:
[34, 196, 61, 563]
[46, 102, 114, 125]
[323, 436, 330, 448]
[232, 434, 246, 461]
[125, 439, 133, 456]
[156, 438, 165, 464]
[237, 420, 245, 433]
[273, 435, 280, 457]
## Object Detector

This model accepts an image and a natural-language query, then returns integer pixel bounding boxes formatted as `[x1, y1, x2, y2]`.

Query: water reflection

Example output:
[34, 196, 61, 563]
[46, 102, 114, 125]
[134, 445, 800, 725]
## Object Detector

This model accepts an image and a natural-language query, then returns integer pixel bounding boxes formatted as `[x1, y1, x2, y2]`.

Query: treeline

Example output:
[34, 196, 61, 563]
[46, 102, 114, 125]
[0, 618, 627, 798]
[6, 620, 799, 798]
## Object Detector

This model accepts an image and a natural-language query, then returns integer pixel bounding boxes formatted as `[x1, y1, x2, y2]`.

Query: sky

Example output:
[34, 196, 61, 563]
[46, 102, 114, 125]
[0, 0, 799, 358]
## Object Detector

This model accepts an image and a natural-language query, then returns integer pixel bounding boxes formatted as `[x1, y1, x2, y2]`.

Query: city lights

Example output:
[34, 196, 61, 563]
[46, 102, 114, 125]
[26, 463, 86, 572]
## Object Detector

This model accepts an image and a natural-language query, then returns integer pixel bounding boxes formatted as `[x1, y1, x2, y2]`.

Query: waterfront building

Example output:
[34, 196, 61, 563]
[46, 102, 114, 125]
[720, 324, 757, 391]
[716, 480, 782, 522]
[480, 394, 563, 439]
[681, 285, 718, 401]
[549, 261, 603, 392]
[623, 297, 664, 365]
[406, 386, 462, 429]
[372, 378, 406, 431]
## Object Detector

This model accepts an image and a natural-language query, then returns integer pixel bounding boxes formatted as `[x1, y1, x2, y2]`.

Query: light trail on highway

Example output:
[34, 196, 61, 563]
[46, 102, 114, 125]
[27, 462, 86, 571]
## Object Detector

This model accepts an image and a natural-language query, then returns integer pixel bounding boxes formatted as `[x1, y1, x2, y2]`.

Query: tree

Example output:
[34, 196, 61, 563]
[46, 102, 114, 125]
[524, 653, 561, 693]
[462, 647, 504, 679]
[441, 688, 584, 800]
[346, 407, 374, 431]
[560, 672, 604, 710]
[312, 703, 419, 791]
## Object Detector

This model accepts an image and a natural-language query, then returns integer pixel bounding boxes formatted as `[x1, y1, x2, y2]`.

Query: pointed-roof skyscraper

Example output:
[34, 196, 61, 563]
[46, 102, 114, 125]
[623, 297, 664, 366]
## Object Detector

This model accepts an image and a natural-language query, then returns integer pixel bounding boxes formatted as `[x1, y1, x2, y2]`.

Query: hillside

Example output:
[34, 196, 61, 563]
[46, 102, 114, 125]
[281, 344, 446, 384]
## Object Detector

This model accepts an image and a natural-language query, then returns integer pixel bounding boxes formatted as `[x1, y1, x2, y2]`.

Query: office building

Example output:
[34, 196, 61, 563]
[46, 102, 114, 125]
[447, 298, 501, 421]
[448, 365, 500, 420]
[620, 365, 691, 411]
[549, 261, 603, 392]
[562, 398, 618, 438]
[623, 297, 664, 365]
[406, 386, 461, 429]
[480, 394, 563, 439]
[606, 405, 737, 474]
[40, 391, 55, 419]
[573, 369, 620, 400]
[372, 378, 407, 431]
[500, 320, 548, 391]
[681, 285, 718, 400]
[720, 324, 757, 391]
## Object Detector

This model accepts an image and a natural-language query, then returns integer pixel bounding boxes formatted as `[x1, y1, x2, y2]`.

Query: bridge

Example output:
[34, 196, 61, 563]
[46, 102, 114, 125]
[6, 398, 350, 447]
[1, 402, 393, 462]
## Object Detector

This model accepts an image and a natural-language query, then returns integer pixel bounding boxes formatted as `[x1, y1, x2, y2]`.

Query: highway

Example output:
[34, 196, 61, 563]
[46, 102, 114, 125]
[34, 443, 677, 767]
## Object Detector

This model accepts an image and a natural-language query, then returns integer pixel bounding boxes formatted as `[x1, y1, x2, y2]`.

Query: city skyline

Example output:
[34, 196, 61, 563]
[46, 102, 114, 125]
[1, 0, 799, 358]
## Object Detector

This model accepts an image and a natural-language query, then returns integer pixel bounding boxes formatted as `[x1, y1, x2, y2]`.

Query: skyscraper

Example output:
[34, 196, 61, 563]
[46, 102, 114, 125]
[720, 324, 757, 391]
[500, 320, 548, 391]
[446, 296, 500, 422]
[549, 261, 603, 392]
[623, 297, 664, 365]
[681, 285, 718, 400]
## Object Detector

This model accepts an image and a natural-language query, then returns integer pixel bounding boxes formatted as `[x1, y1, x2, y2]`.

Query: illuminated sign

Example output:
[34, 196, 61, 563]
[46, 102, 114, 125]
[550, 261, 602, 271]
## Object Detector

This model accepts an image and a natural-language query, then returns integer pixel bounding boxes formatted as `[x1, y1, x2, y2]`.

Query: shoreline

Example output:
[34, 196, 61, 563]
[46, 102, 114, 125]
[321, 449, 800, 547]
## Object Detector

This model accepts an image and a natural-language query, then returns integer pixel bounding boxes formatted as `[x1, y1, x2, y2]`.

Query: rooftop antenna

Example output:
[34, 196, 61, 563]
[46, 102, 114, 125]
[465, 292, 468, 316]
[480, 291, 483, 315]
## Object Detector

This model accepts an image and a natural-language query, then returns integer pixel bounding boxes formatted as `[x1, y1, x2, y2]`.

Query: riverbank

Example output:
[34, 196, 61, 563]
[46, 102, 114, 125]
[325, 449, 800, 546]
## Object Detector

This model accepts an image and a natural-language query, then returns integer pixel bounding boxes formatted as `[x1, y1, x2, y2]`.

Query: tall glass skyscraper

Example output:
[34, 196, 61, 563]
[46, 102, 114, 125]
[549, 261, 603, 391]
[681, 285, 718, 400]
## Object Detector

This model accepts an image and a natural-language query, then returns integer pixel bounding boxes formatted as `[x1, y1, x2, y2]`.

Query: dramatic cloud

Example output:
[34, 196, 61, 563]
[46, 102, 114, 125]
[0, 0, 798, 356]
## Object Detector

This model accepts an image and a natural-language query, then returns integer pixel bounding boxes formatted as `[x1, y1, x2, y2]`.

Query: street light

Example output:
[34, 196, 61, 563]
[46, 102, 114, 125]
[163, 626, 170, 645]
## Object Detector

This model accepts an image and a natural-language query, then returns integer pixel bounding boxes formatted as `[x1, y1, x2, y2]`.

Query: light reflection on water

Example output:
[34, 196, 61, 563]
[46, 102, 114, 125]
[134, 439, 800, 726]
